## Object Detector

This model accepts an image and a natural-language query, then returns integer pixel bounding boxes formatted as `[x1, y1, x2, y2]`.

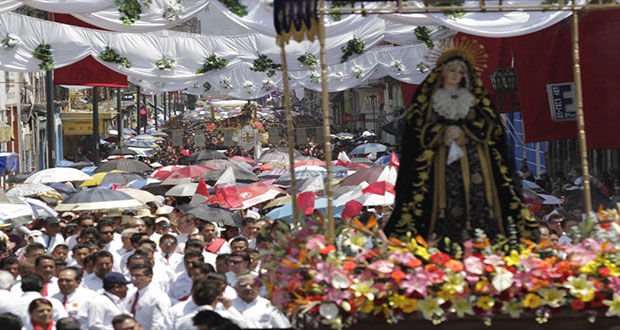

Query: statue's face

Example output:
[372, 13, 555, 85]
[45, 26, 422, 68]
[442, 62, 465, 89]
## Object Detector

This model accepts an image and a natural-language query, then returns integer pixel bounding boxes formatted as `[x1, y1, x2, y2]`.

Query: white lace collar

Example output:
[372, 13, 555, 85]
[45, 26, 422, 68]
[432, 88, 475, 120]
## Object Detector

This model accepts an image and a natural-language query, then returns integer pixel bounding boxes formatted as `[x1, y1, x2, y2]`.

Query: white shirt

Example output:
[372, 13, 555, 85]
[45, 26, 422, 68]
[164, 298, 197, 330]
[7, 291, 68, 325]
[82, 272, 104, 292]
[35, 233, 65, 252]
[170, 271, 193, 301]
[0, 289, 16, 314]
[232, 296, 291, 329]
[88, 291, 128, 330]
[42, 277, 60, 298]
[66, 233, 79, 249]
[174, 303, 247, 330]
[52, 288, 96, 329]
[205, 238, 232, 255]
[156, 251, 183, 270]
[175, 229, 198, 253]
[174, 251, 216, 274]
[124, 284, 171, 330]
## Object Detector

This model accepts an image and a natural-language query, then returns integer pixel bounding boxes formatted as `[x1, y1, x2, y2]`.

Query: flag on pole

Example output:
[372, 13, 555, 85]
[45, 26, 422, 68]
[341, 183, 368, 218]
[190, 176, 210, 205]
[336, 151, 351, 167]
[389, 152, 400, 169]
[296, 176, 322, 215]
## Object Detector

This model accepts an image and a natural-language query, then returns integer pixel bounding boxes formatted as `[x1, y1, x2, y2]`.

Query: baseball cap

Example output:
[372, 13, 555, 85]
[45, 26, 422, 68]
[155, 217, 170, 227]
[44, 217, 60, 225]
[103, 272, 132, 287]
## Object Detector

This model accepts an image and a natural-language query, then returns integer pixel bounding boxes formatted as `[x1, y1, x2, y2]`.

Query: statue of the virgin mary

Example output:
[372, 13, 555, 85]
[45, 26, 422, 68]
[384, 37, 538, 243]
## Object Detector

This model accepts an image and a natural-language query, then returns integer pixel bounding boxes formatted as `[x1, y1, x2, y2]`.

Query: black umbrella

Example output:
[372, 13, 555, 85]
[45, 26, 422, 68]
[263, 147, 302, 157]
[382, 111, 407, 136]
[68, 161, 95, 169]
[187, 150, 227, 163]
[100, 172, 143, 185]
[94, 159, 152, 173]
[7, 172, 33, 184]
[199, 167, 259, 184]
[110, 147, 138, 156]
[140, 182, 170, 196]
[186, 204, 243, 227]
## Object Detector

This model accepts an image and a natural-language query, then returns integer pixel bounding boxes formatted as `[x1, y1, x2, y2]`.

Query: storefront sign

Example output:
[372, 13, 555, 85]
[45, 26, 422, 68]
[62, 120, 105, 136]
[546, 82, 577, 122]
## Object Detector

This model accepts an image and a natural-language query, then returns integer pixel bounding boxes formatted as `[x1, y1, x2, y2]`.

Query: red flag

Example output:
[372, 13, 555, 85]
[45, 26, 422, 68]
[341, 195, 365, 219]
[296, 191, 316, 216]
[213, 168, 242, 209]
[190, 176, 210, 205]
[336, 151, 351, 167]
[389, 152, 400, 169]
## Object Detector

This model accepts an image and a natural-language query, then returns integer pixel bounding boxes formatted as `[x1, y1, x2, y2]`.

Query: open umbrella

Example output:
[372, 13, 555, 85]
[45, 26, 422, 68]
[350, 158, 376, 166]
[227, 159, 254, 171]
[123, 128, 137, 135]
[266, 197, 344, 220]
[201, 168, 259, 184]
[55, 188, 146, 212]
[207, 182, 286, 209]
[80, 170, 125, 187]
[126, 178, 162, 189]
[100, 172, 142, 185]
[45, 182, 78, 195]
[56, 160, 75, 167]
[198, 159, 239, 170]
[94, 159, 152, 173]
[350, 143, 388, 155]
[165, 183, 199, 197]
[6, 184, 64, 200]
[117, 188, 162, 205]
[24, 197, 58, 219]
[151, 132, 168, 137]
[26, 168, 93, 184]
[338, 166, 385, 187]
[274, 169, 326, 186]
[263, 147, 302, 157]
[264, 195, 292, 209]
[7, 172, 34, 184]
[188, 150, 227, 163]
[123, 139, 157, 148]
[258, 151, 291, 163]
[68, 161, 95, 169]
[258, 169, 289, 180]
[151, 165, 186, 180]
[229, 156, 256, 167]
[110, 147, 138, 156]
[186, 204, 242, 227]
[162, 165, 214, 185]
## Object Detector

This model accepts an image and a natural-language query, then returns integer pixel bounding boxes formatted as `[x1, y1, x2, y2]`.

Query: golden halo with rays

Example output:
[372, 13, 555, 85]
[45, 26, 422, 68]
[426, 36, 489, 73]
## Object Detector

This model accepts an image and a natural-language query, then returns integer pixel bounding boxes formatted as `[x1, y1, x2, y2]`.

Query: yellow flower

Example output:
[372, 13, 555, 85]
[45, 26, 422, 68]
[522, 293, 542, 309]
[351, 279, 378, 301]
[443, 271, 466, 294]
[504, 250, 521, 267]
[603, 293, 620, 317]
[538, 287, 566, 308]
[564, 275, 594, 300]
[451, 297, 474, 317]
[391, 294, 419, 313]
[476, 296, 495, 311]
[422, 150, 434, 160]
[415, 246, 431, 261]
[418, 296, 444, 320]
[502, 300, 523, 318]
[482, 98, 491, 106]
[360, 300, 374, 314]
[437, 288, 454, 302]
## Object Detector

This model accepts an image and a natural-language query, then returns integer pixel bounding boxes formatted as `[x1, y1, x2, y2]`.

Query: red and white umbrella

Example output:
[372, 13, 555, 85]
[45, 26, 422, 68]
[207, 182, 286, 210]
[161, 165, 214, 185]
[151, 165, 186, 180]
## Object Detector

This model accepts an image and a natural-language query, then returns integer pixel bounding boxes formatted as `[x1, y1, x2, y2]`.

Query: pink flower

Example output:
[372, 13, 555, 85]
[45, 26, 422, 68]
[307, 234, 326, 251]
[368, 260, 395, 274]
[570, 250, 598, 267]
[388, 250, 416, 265]
[464, 256, 484, 275]
[401, 271, 430, 296]
[483, 255, 505, 267]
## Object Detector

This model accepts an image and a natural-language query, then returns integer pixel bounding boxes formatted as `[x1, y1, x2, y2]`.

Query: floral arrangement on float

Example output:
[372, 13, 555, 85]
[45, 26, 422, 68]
[1, 34, 20, 50]
[33, 43, 54, 70]
[116, 0, 151, 26]
[156, 56, 176, 71]
[100, 46, 132, 68]
[262, 207, 620, 329]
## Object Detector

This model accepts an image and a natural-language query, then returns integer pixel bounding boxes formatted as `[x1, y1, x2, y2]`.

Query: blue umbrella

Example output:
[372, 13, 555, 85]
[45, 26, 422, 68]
[375, 154, 392, 166]
[81, 166, 97, 175]
[273, 169, 326, 186]
[45, 182, 78, 195]
[126, 178, 162, 189]
[350, 143, 388, 155]
[123, 128, 137, 134]
[123, 140, 157, 148]
[56, 160, 75, 167]
[266, 198, 344, 220]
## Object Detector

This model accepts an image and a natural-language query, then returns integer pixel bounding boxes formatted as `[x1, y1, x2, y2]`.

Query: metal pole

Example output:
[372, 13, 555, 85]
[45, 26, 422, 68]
[117, 87, 123, 147]
[163, 93, 167, 123]
[142, 94, 147, 133]
[153, 95, 158, 131]
[45, 13, 56, 168]
[136, 86, 141, 134]
[93, 87, 100, 165]
[278, 39, 299, 223]
[571, 7, 592, 215]
[318, 0, 335, 242]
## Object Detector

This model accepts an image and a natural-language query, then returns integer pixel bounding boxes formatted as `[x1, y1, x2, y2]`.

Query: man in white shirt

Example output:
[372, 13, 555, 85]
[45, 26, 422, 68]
[200, 221, 231, 255]
[170, 278, 246, 330]
[34, 255, 59, 297]
[52, 267, 95, 329]
[88, 272, 131, 330]
[6, 273, 68, 323]
[0, 270, 16, 314]
[125, 248, 173, 293]
[238, 217, 260, 249]
[170, 251, 204, 301]
[175, 214, 199, 253]
[65, 215, 95, 249]
[35, 217, 65, 253]
[99, 220, 123, 266]
[232, 274, 290, 329]
[156, 234, 183, 270]
[125, 264, 171, 330]
[112, 314, 143, 330]
[83, 250, 114, 292]
[116, 228, 138, 258]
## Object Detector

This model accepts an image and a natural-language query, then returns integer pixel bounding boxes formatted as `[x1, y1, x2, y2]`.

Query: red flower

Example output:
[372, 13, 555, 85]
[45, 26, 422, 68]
[571, 299, 585, 310]
[407, 258, 422, 268]
[391, 270, 406, 283]
[320, 244, 336, 255]
[591, 292, 607, 308]
[342, 261, 357, 271]
[430, 252, 451, 265]
[598, 267, 611, 277]
[445, 259, 464, 272]
[485, 264, 495, 273]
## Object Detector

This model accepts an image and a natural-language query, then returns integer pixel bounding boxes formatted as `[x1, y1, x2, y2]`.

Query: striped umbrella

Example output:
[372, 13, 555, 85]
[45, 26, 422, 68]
[55, 188, 146, 212]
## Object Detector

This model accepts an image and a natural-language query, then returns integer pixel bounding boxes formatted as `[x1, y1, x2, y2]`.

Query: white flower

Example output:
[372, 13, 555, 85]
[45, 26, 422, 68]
[219, 77, 233, 90]
[1, 34, 20, 50]
[309, 71, 321, 84]
[351, 65, 364, 79]
[319, 302, 339, 320]
[331, 272, 350, 289]
[243, 81, 256, 95]
[163, 0, 185, 21]
[390, 60, 406, 74]
[157, 57, 176, 71]
[261, 78, 276, 91]
[332, 72, 345, 81]
[491, 267, 514, 292]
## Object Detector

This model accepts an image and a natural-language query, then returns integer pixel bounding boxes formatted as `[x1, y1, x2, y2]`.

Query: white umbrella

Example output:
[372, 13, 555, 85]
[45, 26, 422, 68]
[117, 188, 162, 205]
[165, 183, 199, 197]
[23, 197, 58, 218]
[55, 188, 146, 212]
[25, 168, 93, 184]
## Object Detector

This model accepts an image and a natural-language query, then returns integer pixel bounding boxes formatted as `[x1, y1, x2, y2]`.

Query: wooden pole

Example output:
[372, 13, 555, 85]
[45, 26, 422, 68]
[571, 6, 592, 215]
[278, 39, 299, 223]
[318, 0, 335, 242]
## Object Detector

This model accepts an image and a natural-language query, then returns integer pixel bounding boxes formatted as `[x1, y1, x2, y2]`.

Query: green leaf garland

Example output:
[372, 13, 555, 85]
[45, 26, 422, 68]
[297, 53, 319, 69]
[250, 54, 281, 78]
[329, 0, 350, 21]
[340, 37, 365, 63]
[414, 26, 434, 49]
[100, 46, 131, 68]
[196, 54, 228, 74]
[33, 43, 54, 71]
[203, 82, 212, 92]
[219, 0, 248, 17]
[115, 0, 152, 26]
[432, 1, 466, 19]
